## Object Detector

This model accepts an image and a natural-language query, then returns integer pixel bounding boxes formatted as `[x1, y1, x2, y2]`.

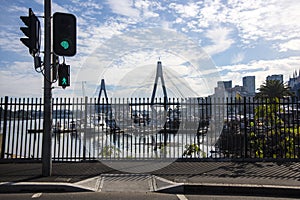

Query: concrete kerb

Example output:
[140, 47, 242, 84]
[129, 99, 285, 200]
[0, 182, 93, 193]
[156, 182, 300, 198]
[1, 176, 300, 198]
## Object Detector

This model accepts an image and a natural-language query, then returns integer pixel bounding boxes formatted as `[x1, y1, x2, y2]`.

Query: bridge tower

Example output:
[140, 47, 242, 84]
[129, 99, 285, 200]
[97, 79, 110, 114]
[98, 79, 108, 102]
[150, 61, 168, 110]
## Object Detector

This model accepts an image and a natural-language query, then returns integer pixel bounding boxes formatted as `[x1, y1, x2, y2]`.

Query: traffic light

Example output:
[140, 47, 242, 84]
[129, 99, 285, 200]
[20, 8, 40, 56]
[53, 12, 76, 56]
[58, 63, 70, 89]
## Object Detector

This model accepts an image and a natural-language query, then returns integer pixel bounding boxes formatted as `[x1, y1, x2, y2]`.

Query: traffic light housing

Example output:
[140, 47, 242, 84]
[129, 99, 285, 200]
[53, 12, 76, 56]
[20, 8, 40, 56]
[58, 63, 70, 89]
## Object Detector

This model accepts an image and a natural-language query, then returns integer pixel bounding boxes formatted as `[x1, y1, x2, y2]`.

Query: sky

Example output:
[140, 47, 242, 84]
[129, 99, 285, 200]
[1, 0, 300, 98]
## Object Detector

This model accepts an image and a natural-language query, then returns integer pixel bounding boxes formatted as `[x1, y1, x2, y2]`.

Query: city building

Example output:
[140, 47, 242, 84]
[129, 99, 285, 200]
[242, 76, 255, 96]
[288, 70, 300, 99]
[213, 81, 232, 98]
[212, 76, 256, 99]
[266, 74, 283, 83]
[221, 81, 232, 90]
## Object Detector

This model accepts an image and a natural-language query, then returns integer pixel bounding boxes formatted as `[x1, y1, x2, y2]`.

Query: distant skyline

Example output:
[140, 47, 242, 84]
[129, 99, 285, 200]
[1, 0, 300, 98]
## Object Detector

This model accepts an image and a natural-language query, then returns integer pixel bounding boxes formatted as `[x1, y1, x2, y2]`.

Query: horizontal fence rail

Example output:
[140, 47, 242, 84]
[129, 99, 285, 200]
[1, 96, 300, 161]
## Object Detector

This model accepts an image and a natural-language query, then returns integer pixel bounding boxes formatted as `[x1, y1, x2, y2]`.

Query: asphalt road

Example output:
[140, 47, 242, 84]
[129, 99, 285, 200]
[0, 192, 299, 200]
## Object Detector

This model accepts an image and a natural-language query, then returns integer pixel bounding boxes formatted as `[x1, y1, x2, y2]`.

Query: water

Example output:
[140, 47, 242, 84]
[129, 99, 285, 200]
[1, 118, 218, 160]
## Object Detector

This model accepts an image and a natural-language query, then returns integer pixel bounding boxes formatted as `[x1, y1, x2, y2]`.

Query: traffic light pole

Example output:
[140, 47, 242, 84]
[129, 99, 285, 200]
[42, 0, 52, 176]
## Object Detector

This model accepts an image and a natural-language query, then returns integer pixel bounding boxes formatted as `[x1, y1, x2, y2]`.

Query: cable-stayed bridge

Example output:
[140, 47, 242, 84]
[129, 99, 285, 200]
[90, 61, 221, 159]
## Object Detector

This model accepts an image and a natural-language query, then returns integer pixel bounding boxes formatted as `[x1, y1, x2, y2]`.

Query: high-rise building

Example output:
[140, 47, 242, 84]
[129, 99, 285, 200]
[266, 74, 283, 83]
[217, 81, 232, 89]
[288, 70, 300, 99]
[243, 76, 255, 95]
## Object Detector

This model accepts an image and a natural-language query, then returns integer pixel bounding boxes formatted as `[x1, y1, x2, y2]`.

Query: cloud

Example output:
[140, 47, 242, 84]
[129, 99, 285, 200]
[106, 0, 161, 20]
[203, 26, 235, 55]
[168, 0, 300, 53]
[74, 28, 219, 98]
[2, 0, 300, 98]
[70, 0, 103, 10]
[76, 18, 130, 56]
[279, 39, 300, 52]
[0, 29, 26, 55]
[0, 61, 43, 97]
[134, 0, 160, 18]
[231, 52, 245, 64]
[218, 56, 300, 90]
[106, 0, 139, 18]
[169, 2, 200, 18]
[227, 0, 300, 44]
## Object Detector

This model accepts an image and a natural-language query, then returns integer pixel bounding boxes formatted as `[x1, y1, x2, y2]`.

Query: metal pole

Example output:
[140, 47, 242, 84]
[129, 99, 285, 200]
[83, 96, 88, 160]
[42, 0, 52, 176]
[1, 96, 9, 158]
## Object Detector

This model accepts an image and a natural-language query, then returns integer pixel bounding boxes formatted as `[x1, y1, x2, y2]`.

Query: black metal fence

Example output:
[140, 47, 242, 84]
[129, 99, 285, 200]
[1, 96, 300, 161]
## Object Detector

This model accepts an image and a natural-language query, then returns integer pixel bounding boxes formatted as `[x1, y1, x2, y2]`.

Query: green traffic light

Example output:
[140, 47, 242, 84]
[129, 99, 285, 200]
[62, 77, 67, 85]
[60, 40, 69, 49]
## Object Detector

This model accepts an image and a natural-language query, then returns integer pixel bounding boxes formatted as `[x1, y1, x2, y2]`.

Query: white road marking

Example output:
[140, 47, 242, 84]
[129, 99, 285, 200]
[176, 194, 188, 200]
[98, 176, 104, 192]
[32, 193, 42, 198]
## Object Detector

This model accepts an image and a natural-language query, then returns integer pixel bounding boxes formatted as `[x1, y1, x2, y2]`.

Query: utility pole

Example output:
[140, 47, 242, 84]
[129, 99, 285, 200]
[42, 0, 52, 176]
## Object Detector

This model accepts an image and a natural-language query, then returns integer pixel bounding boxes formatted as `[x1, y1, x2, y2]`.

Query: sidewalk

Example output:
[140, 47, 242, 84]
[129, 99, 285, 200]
[1, 160, 300, 196]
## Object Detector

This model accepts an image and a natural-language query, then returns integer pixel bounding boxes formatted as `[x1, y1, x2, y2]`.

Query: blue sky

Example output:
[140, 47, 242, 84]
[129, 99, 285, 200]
[1, 0, 300, 98]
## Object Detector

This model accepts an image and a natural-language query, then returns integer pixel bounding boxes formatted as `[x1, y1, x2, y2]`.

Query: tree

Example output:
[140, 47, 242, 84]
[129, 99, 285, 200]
[250, 80, 298, 158]
[255, 80, 293, 99]
[249, 97, 299, 159]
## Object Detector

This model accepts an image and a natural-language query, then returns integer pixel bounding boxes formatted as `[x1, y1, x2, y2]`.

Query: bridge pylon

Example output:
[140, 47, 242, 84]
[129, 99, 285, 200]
[98, 79, 108, 102]
[97, 79, 110, 114]
[150, 61, 168, 110]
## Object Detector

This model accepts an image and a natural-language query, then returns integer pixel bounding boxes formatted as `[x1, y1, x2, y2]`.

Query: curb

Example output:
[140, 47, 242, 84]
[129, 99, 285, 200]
[156, 183, 300, 198]
[1, 180, 300, 198]
[0, 182, 93, 193]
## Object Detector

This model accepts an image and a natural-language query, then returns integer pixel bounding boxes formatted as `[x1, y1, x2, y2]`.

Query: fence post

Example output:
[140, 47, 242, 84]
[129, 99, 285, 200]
[1, 96, 8, 159]
[243, 97, 248, 158]
[83, 96, 88, 160]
